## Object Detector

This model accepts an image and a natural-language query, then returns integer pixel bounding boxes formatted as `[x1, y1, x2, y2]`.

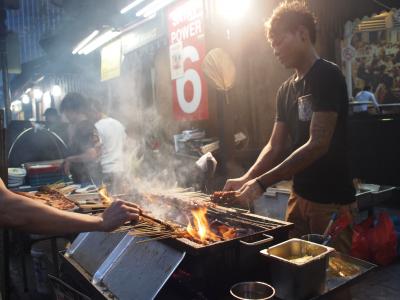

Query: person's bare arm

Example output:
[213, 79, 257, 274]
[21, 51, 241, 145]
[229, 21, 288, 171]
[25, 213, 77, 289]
[65, 148, 99, 164]
[64, 129, 101, 173]
[223, 122, 289, 191]
[0, 180, 139, 234]
[257, 111, 337, 188]
[245, 122, 289, 179]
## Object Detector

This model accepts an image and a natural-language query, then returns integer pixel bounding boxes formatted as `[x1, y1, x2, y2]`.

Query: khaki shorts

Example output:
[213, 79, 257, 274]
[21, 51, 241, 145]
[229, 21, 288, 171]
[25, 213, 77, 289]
[285, 192, 357, 253]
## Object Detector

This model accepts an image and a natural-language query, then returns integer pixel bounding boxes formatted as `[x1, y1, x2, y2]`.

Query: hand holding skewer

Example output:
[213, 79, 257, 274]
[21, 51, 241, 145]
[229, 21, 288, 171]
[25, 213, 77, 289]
[234, 178, 265, 205]
[99, 199, 141, 232]
[223, 176, 249, 191]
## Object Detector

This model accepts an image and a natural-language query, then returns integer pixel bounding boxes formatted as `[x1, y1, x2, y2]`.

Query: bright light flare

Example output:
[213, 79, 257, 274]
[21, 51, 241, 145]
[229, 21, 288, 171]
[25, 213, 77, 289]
[10, 100, 22, 113]
[51, 85, 62, 97]
[136, 0, 175, 18]
[72, 30, 100, 54]
[78, 30, 121, 55]
[33, 88, 43, 100]
[43, 91, 52, 108]
[21, 94, 30, 104]
[216, 0, 251, 22]
[120, 0, 146, 14]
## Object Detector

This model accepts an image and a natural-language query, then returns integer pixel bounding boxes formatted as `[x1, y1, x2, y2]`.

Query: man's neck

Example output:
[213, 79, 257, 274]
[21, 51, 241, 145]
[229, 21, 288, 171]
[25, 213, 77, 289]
[294, 49, 319, 80]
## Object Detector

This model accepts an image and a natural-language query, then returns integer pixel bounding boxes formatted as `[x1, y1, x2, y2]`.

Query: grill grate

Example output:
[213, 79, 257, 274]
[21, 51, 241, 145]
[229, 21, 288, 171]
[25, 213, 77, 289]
[113, 192, 291, 251]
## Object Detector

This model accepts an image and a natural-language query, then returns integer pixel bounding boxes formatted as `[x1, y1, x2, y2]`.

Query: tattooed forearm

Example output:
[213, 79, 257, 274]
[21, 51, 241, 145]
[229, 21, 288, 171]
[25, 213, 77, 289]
[257, 111, 338, 187]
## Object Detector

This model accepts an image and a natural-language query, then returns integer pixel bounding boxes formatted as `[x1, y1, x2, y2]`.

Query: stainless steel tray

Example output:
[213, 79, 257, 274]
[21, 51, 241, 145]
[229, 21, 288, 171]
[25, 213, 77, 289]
[94, 235, 185, 300]
[312, 251, 377, 299]
[260, 249, 376, 300]
[66, 232, 126, 276]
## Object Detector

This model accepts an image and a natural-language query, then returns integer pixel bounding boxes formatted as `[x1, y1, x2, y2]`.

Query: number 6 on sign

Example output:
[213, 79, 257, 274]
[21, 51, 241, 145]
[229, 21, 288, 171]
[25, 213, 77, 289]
[176, 46, 202, 114]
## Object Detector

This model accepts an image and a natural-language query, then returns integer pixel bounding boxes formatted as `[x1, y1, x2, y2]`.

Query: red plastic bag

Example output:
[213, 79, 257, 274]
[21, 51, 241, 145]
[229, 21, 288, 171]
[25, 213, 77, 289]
[329, 213, 352, 239]
[351, 216, 373, 261]
[351, 212, 397, 266]
[369, 212, 397, 266]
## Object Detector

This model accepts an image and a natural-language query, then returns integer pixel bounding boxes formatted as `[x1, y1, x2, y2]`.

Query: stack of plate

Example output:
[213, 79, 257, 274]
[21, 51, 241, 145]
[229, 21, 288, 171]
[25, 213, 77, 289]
[8, 168, 27, 187]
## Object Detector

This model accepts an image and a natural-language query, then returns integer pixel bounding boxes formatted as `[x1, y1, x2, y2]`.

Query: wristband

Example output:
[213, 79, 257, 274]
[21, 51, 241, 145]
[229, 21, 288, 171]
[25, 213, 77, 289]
[256, 179, 267, 191]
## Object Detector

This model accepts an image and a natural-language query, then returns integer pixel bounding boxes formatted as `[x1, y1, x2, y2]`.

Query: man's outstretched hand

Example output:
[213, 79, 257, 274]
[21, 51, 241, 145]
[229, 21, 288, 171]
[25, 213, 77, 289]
[235, 179, 264, 205]
[223, 176, 248, 191]
[100, 200, 141, 232]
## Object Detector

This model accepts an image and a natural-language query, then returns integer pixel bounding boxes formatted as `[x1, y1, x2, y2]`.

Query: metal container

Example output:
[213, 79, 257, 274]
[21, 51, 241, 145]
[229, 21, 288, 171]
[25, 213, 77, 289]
[371, 186, 396, 203]
[230, 281, 275, 300]
[301, 234, 326, 245]
[163, 212, 291, 256]
[62, 213, 292, 299]
[356, 185, 396, 211]
[253, 188, 290, 220]
[260, 238, 334, 300]
[93, 235, 185, 300]
[65, 232, 126, 276]
[356, 190, 374, 211]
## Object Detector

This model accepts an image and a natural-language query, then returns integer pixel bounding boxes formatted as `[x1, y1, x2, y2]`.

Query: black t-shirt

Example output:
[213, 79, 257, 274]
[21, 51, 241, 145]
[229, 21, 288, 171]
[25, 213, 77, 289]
[276, 59, 355, 204]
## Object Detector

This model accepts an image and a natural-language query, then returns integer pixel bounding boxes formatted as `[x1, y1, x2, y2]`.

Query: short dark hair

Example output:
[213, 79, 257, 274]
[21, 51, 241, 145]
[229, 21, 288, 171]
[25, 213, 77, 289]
[60, 92, 91, 114]
[266, 1, 317, 44]
[43, 107, 58, 117]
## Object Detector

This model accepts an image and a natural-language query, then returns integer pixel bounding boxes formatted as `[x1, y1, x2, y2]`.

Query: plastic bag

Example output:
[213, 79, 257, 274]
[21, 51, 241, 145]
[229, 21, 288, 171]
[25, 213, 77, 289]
[369, 212, 397, 266]
[390, 215, 400, 256]
[351, 216, 373, 261]
[195, 152, 217, 174]
[329, 213, 352, 239]
[351, 212, 397, 266]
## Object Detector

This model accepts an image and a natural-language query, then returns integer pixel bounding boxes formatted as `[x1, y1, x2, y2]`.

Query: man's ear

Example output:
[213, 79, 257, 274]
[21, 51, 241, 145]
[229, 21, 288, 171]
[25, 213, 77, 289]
[298, 25, 309, 42]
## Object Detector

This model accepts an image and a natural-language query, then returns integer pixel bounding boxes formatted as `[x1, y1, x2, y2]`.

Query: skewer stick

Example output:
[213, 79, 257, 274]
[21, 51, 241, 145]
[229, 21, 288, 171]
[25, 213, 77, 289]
[224, 217, 274, 229]
[133, 234, 182, 244]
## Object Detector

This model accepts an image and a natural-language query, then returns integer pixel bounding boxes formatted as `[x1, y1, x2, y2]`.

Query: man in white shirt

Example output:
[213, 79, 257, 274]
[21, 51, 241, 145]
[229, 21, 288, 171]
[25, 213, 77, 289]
[354, 85, 379, 113]
[60, 94, 127, 192]
[92, 102, 127, 193]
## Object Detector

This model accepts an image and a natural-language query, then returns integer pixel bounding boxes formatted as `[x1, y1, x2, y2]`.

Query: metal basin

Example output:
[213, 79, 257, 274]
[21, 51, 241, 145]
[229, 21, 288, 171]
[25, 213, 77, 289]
[230, 281, 275, 300]
[260, 239, 334, 300]
[301, 233, 325, 244]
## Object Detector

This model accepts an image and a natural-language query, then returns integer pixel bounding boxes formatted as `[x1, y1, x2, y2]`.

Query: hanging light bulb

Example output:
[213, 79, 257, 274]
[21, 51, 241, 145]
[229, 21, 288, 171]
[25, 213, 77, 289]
[21, 94, 30, 104]
[10, 100, 22, 113]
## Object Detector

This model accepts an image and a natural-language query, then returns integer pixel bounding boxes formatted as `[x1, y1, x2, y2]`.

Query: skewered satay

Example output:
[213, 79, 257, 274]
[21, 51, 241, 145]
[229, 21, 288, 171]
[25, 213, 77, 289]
[210, 191, 238, 205]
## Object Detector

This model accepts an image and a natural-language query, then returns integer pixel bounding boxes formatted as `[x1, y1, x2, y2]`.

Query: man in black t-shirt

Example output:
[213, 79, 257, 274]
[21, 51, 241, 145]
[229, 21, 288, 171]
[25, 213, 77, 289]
[223, 1, 356, 252]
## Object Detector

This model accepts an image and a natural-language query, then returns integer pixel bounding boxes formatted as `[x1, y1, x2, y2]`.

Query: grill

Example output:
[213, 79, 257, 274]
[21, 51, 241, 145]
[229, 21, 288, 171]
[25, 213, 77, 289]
[166, 209, 289, 254]
[160, 210, 292, 299]
[116, 192, 289, 253]
[61, 193, 293, 299]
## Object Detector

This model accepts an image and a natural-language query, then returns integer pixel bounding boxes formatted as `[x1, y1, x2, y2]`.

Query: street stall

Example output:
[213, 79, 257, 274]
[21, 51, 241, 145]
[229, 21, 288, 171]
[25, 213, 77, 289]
[49, 187, 375, 300]
[5, 1, 400, 300]
[1, 178, 371, 299]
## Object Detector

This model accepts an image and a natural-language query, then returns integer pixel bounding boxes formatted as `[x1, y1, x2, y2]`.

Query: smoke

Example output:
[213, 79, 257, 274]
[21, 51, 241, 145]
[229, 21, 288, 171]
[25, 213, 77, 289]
[95, 49, 206, 211]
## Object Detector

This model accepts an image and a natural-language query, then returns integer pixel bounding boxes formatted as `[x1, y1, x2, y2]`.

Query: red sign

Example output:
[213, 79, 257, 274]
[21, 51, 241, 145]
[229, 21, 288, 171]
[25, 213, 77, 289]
[168, 0, 208, 121]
